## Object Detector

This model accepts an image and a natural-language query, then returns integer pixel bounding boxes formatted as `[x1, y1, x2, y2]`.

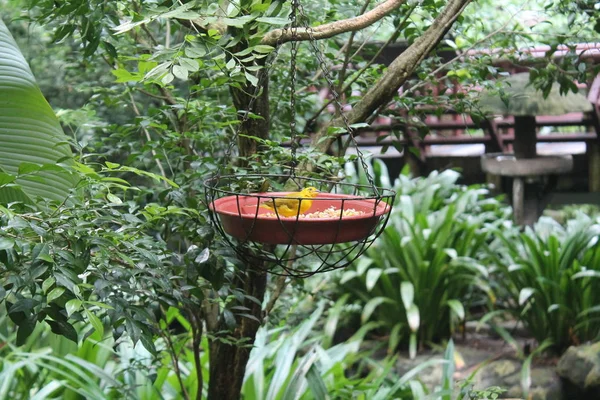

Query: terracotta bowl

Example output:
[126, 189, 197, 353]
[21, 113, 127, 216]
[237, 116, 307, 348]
[209, 192, 392, 245]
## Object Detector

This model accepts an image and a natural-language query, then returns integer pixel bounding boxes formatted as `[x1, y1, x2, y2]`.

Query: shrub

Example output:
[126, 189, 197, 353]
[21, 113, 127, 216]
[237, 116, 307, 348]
[486, 214, 600, 352]
[339, 169, 509, 355]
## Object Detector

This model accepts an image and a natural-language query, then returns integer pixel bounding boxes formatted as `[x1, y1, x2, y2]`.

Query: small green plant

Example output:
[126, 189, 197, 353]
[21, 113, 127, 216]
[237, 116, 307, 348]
[339, 169, 510, 355]
[486, 214, 600, 352]
[545, 204, 600, 225]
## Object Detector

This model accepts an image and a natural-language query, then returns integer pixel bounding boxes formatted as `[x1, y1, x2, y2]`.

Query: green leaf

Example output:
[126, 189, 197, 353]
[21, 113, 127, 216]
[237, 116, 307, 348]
[245, 71, 259, 86]
[42, 277, 55, 293]
[406, 304, 420, 332]
[306, 364, 327, 400]
[16, 318, 36, 345]
[0, 237, 15, 250]
[106, 193, 122, 204]
[409, 332, 417, 359]
[362, 297, 392, 323]
[179, 57, 199, 72]
[84, 309, 104, 339]
[447, 299, 465, 320]
[365, 268, 383, 291]
[400, 281, 414, 310]
[47, 319, 78, 343]
[65, 299, 82, 317]
[256, 17, 289, 25]
[222, 16, 254, 28]
[172, 64, 188, 80]
[9, 298, 36, 314]
[105, 161, 120, 169]
[0, 172, 15, 185]
[0, 20, 77, 204]
[254, 45, 274, 53]
[47, 287, 65, 303]
[519, 287, 535, 306]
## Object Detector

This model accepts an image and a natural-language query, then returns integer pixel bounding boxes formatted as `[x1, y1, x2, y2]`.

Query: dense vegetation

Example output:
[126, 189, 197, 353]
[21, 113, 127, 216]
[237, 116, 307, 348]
[0, 0, 599, 399]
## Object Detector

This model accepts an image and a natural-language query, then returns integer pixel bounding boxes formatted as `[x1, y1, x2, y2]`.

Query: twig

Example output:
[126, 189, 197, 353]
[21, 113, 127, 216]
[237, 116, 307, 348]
[264, 245, 297, 317]
[338, 1, 372, 92]
[159, 310, 191, 400]
[127, 92, 170, 187]
[166, 19, 171, 49]
[189, 307, 204, 400]
[400, 3, 526, 99]
[304, 5, 416, 134]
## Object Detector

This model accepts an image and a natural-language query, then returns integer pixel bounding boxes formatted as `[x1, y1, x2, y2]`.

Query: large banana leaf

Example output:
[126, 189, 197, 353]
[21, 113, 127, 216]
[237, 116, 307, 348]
[0, 18, 77, 204]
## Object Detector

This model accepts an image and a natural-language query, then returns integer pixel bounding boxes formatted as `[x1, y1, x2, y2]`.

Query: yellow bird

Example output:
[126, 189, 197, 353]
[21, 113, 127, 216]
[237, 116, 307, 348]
[258, 187, 319, 217]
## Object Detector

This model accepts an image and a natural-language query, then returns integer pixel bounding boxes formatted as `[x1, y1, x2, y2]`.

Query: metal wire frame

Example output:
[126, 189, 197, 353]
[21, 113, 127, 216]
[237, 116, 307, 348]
[204, 174, 395, 277]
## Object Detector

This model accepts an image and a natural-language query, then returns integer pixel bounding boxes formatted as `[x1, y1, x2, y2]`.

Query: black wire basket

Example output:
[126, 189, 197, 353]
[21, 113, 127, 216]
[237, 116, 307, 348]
[204, 173, 395, 277]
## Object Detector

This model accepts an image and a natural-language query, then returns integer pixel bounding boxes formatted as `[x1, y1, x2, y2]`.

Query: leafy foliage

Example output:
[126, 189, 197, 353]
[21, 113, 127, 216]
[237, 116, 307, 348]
[0, 161, 231, 353]
[339, 169, 510, 354]
[486, 214, 600, 352]
[0, 19, 77, 203]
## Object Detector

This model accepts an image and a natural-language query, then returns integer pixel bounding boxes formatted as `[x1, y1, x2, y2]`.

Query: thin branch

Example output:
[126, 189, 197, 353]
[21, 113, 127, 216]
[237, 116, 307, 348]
[264, 245, 297, 318]
[262, 0, 406, 46]
[189, 307, 204, 400]
[303, 4, 417, 134]
[141, 25, 159, 47]
[305, 0, 472, 155]
[137, 88, 173, 101]
[166, 19, 171, 49]
[127, 92, 170, 187]
[264, 275, 288, 318]
[400, 5, 524, 99]
[338, 1, 372, 92]
[160, 326, 191, 400]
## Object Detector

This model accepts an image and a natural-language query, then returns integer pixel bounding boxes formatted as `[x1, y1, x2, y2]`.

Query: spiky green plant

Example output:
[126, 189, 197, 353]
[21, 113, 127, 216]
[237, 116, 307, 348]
[486, 214, 600, 352]
[339, 170, 510, 355]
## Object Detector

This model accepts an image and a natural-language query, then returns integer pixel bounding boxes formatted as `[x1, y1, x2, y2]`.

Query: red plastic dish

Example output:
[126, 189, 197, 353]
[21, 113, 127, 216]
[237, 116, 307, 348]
[209, 192, 392, 245]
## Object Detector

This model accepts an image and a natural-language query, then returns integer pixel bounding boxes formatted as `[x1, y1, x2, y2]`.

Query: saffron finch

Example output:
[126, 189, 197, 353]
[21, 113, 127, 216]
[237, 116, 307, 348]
[259, 186, 319, 217]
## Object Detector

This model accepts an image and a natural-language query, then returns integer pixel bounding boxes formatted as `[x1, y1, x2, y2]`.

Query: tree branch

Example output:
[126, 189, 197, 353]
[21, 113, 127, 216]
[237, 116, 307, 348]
[127, 92, 170, 187]
[338, 1, 372, 93]
[311, 0, 473, 153]
[303, 4, 416, 135]
[261, 0, 406, 46]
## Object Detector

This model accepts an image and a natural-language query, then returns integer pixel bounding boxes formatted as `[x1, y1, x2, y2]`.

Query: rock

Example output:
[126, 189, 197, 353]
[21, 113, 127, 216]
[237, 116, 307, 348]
[557, 342, 600, 391]
[474, 360, 562, 400]
[393, 339, 564, 400]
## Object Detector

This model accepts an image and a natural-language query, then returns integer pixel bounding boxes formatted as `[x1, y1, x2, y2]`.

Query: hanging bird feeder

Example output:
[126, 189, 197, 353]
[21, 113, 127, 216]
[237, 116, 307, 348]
[208, 175, 391, 245]
[203, 0, 395, 277]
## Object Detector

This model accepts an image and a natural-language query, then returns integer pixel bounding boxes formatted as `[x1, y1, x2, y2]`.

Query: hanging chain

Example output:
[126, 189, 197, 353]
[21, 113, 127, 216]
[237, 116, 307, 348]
[295, 2, 379, 193]
[219, 0, 379, 194]
[288, 0, 300, 177]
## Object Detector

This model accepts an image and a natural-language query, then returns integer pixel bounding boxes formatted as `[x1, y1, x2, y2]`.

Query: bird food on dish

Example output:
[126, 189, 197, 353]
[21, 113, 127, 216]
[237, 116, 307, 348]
[263, 206, 365, 219]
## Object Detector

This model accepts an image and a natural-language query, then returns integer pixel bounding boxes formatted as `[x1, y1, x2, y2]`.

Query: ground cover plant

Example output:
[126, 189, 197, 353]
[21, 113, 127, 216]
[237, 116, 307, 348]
[339, 168, 510, 355]
[486, 215, 600, 353]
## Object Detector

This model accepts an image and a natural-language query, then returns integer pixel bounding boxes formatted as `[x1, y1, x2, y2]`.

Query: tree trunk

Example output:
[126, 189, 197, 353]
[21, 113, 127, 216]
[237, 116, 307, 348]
[206, 71, 270, 400]
[207, 267, 267, 400]
[231, 69, 271, 160]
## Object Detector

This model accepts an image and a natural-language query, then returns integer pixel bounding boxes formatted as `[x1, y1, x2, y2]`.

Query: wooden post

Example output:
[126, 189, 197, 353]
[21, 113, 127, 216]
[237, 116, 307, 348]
[512, 177, 525, 225]
[513, 116, 537, 159]
[590, 142, 600, 192]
